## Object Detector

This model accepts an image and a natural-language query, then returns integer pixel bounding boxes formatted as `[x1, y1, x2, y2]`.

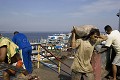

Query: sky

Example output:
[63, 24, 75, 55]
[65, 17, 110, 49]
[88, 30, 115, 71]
[0, 0, 120, 32]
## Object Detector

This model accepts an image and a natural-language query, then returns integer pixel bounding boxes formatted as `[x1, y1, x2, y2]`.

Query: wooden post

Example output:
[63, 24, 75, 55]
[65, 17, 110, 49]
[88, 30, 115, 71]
[58, 61, 61, 74]
[117, 9, 120, 31]
[119, 10, 120, 31]
[37, 45, 41, 68]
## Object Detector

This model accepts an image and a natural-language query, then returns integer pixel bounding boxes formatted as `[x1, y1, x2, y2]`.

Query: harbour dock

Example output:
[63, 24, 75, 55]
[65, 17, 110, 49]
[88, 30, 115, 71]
[29, 43, 114, 80]
[0, 33, 119, 80]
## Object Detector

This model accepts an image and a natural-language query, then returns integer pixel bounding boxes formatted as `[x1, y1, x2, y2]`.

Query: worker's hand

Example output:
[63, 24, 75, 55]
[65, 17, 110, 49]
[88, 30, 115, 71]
[8, 69, 16, 74]
[71, 26, 76, 33]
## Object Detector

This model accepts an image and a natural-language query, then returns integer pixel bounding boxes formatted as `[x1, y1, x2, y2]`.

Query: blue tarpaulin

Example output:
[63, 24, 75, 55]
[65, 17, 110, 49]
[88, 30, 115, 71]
[55, 46, 62, 49]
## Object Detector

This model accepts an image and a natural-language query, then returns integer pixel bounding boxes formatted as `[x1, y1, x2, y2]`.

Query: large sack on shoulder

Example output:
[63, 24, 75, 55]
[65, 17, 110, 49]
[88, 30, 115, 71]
[73, 25, 97, 38]
[68, 25, 97, 47]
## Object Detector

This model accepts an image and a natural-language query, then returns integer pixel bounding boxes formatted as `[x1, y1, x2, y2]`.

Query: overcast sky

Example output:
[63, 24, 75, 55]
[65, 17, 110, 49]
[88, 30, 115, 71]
[0, 0, 120, 32]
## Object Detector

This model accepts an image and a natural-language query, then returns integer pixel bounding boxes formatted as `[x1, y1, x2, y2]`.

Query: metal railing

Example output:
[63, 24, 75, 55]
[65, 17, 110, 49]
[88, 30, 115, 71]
[31, 43, 71, 76]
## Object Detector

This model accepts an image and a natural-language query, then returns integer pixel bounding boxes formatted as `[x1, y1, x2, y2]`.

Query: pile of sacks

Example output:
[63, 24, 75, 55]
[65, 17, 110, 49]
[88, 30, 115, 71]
[13, 73, 40, 80]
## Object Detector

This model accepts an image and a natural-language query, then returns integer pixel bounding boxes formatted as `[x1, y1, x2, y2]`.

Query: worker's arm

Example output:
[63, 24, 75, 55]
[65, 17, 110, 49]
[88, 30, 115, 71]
[0, 46, 7, 62]
[99, 34, 108, 41]
[71, 32, 76, 49]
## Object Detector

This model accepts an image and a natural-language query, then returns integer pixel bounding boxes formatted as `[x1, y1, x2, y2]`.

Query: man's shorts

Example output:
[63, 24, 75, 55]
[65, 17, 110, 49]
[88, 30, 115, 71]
[71, 70, 94, 80]
[112, 54, 120, 66]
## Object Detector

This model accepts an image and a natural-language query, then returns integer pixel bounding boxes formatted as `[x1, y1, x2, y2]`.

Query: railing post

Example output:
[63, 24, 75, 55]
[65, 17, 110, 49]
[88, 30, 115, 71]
[58, 61, 61, 74]
[37, 45, 41, 68]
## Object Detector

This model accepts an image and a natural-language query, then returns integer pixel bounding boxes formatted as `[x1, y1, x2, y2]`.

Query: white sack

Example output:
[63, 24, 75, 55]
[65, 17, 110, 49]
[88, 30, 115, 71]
[73, 25, 97, 38]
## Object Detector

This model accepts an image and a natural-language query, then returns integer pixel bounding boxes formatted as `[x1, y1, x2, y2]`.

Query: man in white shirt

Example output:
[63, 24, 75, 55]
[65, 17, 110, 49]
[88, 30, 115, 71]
[104, 25, 120, 80]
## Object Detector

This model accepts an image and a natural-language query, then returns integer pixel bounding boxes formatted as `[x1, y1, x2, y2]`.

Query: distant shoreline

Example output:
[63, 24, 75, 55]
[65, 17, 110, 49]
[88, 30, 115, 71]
[1, 32, 70, 42]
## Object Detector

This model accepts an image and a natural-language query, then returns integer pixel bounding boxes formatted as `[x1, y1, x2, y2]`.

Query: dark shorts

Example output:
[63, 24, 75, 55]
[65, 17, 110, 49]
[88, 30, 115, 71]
[71, 70, 94, 80]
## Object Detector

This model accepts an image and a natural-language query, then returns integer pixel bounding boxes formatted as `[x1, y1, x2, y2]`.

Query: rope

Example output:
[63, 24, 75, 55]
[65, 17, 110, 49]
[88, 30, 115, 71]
[40, 44, 70, 68]
[31, 43, 71, 76]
